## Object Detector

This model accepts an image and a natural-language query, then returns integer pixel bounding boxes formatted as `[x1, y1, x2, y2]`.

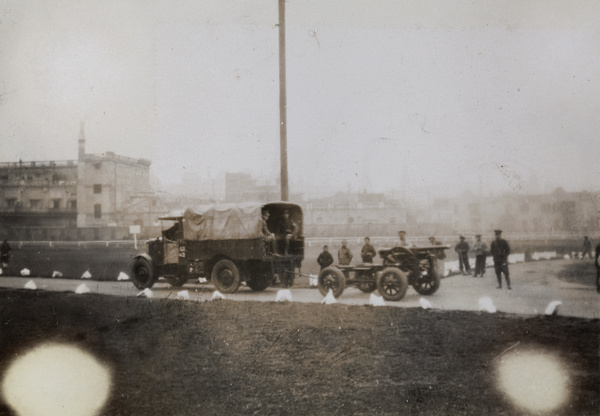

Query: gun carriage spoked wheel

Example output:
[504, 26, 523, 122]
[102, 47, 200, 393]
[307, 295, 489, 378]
[130, 257, 156, 289]
[412, 258, 441, 295]
[376, 267, 408, 301]
[357, 281, 377, 293]
[355, 270, 377, 293]
[318, 266, 346, 298]
[211, 259, 242, 293]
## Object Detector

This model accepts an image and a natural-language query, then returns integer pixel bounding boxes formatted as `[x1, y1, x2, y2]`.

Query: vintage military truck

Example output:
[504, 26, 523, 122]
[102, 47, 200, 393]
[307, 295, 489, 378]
[318, 244, 448, 301]
[129, 202, 304, 293]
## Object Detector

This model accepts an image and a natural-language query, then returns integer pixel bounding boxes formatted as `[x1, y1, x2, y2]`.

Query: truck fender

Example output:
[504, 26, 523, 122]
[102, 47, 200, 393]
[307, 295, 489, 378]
[132, 253, 153, 263]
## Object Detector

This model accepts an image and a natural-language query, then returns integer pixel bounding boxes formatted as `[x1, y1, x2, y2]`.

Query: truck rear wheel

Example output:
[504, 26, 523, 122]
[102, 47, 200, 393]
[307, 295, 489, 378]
[318, 266, 346, 298]
[130, 257, 155, 289]
[211, 259, 241, 293]
[377, 268, 408, 301]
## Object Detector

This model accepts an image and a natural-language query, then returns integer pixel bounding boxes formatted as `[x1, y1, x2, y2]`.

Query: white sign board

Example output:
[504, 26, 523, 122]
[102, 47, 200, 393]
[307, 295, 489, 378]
[129, 225, 141, 234]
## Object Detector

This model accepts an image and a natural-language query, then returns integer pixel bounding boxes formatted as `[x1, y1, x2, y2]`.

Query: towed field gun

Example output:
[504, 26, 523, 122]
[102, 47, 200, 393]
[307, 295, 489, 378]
[318, 245, 449, 301]
[129, 202, 304, 293]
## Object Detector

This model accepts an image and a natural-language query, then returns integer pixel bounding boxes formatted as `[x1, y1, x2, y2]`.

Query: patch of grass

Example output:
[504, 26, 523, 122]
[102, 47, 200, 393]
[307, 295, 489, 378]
[0, 289, 597, 415]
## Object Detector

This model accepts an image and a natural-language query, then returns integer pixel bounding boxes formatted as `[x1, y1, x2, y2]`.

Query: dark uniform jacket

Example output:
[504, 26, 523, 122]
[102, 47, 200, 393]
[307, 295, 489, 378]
[361, 243, 377, 263]
[278, 218, 297, 236]
[338, 247, 353, 265]
[317, 251, 334, 269]
[490, 239, 510, 263]
[455, 241, 470, 253]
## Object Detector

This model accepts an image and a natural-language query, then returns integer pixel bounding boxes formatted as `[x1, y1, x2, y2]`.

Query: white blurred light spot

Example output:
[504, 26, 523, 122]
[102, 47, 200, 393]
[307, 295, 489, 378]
[2, 343, 112, 416]
[496, 350, 569, 413]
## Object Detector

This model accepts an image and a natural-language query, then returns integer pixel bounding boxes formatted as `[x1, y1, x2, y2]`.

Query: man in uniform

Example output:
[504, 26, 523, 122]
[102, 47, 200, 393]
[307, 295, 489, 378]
[261, 210, 276, 254]
[471, 234, 489, 277]
[396, 230, 409, 247]
[338, 240, 353, 265]
[454, 236, 471, 275]
[317, 245, 334, 270]
[428, 236, 446, 277]
[360, 237, 377, 263]
[277, 209, 298, 255]
[490, 229, 511, 290]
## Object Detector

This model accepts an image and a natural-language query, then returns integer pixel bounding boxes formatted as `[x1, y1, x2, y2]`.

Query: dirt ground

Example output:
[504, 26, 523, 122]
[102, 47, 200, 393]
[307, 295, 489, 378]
[0, 286, 597, 415]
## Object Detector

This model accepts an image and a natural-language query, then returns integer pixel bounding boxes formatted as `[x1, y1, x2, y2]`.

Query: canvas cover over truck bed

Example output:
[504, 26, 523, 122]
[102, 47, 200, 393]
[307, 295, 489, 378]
[183, 203, 263, 240]
[181, 202, 301, 241]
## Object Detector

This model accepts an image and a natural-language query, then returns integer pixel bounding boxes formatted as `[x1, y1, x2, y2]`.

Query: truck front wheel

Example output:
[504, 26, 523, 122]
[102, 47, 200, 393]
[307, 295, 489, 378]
[130, 257, 155, 289]
[211, 259, 241, 293]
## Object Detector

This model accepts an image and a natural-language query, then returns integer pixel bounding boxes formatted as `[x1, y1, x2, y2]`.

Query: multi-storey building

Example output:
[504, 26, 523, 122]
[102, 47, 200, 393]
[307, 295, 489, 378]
[0, 124, 164, 240]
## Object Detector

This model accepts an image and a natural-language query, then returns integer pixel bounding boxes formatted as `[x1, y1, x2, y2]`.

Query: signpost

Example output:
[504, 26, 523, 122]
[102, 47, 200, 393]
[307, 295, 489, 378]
[129, 225, 141, 249]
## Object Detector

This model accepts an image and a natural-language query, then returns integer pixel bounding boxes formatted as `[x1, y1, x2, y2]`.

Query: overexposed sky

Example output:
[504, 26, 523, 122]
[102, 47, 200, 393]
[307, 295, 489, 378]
[1, 0, 599, 198]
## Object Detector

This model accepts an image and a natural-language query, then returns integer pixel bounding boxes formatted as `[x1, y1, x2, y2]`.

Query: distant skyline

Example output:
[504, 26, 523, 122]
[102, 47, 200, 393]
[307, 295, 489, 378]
[1, 1, 599, 199]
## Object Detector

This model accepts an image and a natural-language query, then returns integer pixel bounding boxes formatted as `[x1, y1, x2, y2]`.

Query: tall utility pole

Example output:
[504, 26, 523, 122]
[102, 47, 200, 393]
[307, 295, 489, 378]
[278, 0, 289, 201]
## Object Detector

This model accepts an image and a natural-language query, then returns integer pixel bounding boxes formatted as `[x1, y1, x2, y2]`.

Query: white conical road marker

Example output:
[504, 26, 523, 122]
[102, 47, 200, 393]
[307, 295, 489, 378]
[276, 289, 292, 302]
[419, 297, 432, 310]
[545, 300, 562, 316]
[321, 289, 337, 305]
[52, 271, 63, 278]
[81, 270, 92, 279]
[20, 268, 30, 277]
[176, 290, 190, 300]
[478, 297, 496, 313]
[117, 272, 129, 281]
[75, 284, 91, 294]
[23, 280, 37, 290]
[136, 288, 154, 298]
[369, 293, 386, 306]
[212, 291, 225, 300]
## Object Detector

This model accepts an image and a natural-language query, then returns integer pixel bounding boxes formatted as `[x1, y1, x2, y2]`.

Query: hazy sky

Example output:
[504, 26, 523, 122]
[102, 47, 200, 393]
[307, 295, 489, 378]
[1, 0, 599, 198]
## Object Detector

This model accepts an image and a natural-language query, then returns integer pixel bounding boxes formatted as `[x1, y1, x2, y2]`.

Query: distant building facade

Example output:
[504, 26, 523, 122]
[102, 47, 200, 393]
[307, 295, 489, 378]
[0, 124, 165, 239]
[225, 172, 279, 203]
[432, 188, 600, 235]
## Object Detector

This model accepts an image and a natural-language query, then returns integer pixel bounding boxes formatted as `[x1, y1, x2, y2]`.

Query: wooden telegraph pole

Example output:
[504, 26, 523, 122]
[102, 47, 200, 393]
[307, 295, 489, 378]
[278, 0, 289, 201]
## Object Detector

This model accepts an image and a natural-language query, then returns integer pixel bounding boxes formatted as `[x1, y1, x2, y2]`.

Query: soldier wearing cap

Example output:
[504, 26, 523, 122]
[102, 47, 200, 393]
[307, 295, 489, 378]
[454, 235, 471, 275]
[428, 236, 446, 277]
[277, 209, 298, 255]
[338, 240, 353, 266]
[490, 229, 511, 290]
[396, 230, 409, 247]
[317, 245, 334, 270]
[361, 237, 377, 263]
[471, 234, 489, 277]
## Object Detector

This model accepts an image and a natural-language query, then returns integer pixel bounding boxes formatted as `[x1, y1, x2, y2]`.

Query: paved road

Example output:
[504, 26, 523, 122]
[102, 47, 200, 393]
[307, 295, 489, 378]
[0, 259, 597, 319]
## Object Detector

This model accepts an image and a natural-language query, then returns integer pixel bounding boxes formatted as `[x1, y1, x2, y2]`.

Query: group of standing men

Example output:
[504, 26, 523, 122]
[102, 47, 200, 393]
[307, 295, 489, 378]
[316, 236, 378, 271]
[454, 230, 511, 290]
[316, 229, 512, 291]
